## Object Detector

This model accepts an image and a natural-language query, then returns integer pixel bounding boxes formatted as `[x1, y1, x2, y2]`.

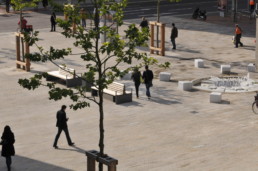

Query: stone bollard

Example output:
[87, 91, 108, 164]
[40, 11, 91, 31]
[247, 63, 256, 72]
[159, 72, 171, 81]
[210, 92, 222, 103]
[194, 59, 204, 68]
[178, 81, 192, 91]
[221, 65, 231, 74]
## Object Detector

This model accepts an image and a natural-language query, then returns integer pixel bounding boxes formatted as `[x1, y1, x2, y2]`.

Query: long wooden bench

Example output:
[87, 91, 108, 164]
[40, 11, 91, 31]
[91, 82, 132, 104]
[46, 65, 82, 87]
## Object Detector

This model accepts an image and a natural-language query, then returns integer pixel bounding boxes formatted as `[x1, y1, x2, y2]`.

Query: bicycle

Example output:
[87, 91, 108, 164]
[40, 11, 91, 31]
[252, 92, 258, 114]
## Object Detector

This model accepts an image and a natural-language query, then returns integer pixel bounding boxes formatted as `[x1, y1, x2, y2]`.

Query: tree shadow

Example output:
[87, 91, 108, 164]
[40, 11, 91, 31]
[1, 48, 16, 60]
[0, 153, 73, 171]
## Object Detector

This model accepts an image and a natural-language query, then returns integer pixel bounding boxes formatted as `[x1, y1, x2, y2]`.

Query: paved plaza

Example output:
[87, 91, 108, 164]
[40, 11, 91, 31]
[1, 8, 258, 171]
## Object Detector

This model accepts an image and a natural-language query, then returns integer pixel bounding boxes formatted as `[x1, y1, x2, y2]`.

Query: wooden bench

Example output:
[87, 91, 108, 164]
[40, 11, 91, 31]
[91, 82, 132, 104]
[46, 65, 82, 87]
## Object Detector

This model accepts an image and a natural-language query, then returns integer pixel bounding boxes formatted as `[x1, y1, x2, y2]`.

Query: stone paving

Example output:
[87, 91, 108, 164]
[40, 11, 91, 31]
[0, 11, 258, 171]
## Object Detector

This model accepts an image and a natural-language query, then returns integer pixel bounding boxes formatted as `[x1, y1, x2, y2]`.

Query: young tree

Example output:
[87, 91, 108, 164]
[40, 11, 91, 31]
[11, 0, 39, 32]
[19, 0, 169, 170]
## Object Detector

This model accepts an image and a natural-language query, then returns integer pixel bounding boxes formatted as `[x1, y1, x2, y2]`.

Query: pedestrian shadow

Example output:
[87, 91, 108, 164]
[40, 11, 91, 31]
[55, 145, 86, 154]
[149, 96, 182, 105]
[169, 48, 201, 54]
[0, 14, 14, 17]
[0, 153, 73, 171]
[120, 100, 143, 107]
[242, 45, 255, 51]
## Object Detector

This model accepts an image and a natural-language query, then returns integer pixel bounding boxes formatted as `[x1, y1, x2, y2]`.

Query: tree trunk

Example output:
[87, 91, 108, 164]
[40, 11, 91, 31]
[156, 0, 160, 53]
[20, 10, 22, 32]
[94, 4, 104, 171]
[98, 92, 104, 171]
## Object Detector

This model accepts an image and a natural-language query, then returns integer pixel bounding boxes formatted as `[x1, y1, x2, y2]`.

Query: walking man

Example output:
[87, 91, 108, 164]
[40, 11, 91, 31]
[53, 105, 74, 149]
[235, 24, 243, 48]
[6, 0, 10, 13]
[142, 65, 153, 100]
[50, 12, 56, 32]
[250, 0, 255, 12]
[170, 23, 178, 50]
[131, 67, 142, 98]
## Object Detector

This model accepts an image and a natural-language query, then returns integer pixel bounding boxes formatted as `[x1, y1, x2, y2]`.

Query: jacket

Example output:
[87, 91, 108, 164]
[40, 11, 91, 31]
[132, 71, 142, 84]
[170, 27, 178, 39]
[142, 70, 153, 84]
[56, 110, 68, 129]
[1, 131, 15, 157]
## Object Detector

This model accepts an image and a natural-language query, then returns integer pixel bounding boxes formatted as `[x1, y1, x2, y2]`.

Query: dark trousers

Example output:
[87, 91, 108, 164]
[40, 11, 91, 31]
[235, 34, 243, 47]
[6, 156, 11, 171]
[53, 127, 72, 146]
[51, 23, 56, 31]
[171, 38, 176, 49]
[250, 5, 255, 12]
[81, 19, 86, 28]
[145, 82, 151, 97]
[134, 83, 140, 97]
[6, 4, 9, 13]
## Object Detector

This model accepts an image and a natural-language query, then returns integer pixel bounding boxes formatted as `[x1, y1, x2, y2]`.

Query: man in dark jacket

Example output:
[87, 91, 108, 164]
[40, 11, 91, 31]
[50, 12, 56, 32]
[170, 23, 178, 50]
[140, 17, 148, 29]
[53, 105, 74, 149]
[142, 65, 153, 99]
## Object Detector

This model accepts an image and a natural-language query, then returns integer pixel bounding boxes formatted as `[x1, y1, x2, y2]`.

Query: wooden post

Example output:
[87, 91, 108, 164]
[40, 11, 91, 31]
[87, 157, 96, 171]
[149, 22, 166, 56]
[160, 23, 165, 56]
[150, 23, 154, 54]
[99, 155, 118, 171]
[25, 39, 30, 71]
[15, 32, 31, 72]
[255, 15, 258, 69]
[16, 34, 21, 69]
[86, 150, 118, 171]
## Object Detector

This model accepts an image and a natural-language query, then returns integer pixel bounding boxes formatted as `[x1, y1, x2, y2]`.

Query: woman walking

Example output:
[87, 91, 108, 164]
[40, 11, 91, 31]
[1, 125, 15, 171]
[131, 68, 142, 98]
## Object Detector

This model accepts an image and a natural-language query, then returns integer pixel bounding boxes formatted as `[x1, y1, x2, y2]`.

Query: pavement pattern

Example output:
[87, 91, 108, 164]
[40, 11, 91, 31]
[0, 7, 258, 171]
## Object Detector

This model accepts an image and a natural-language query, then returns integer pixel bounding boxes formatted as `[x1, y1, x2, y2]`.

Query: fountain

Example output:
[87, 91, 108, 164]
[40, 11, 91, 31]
[193, 74, 258, 92]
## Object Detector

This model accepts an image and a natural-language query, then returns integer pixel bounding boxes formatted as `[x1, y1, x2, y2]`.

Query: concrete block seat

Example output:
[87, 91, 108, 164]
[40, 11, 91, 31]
[194, 59, 204, 68]
[46, 65, 82, 87]
[159, 72, 171, 81]
[210, 92, 222, 103]
[91, 82, 132, 104]
[247, 63, 256, 72]
[221, 65, 231, 74]
[178, 81, 192, 91]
